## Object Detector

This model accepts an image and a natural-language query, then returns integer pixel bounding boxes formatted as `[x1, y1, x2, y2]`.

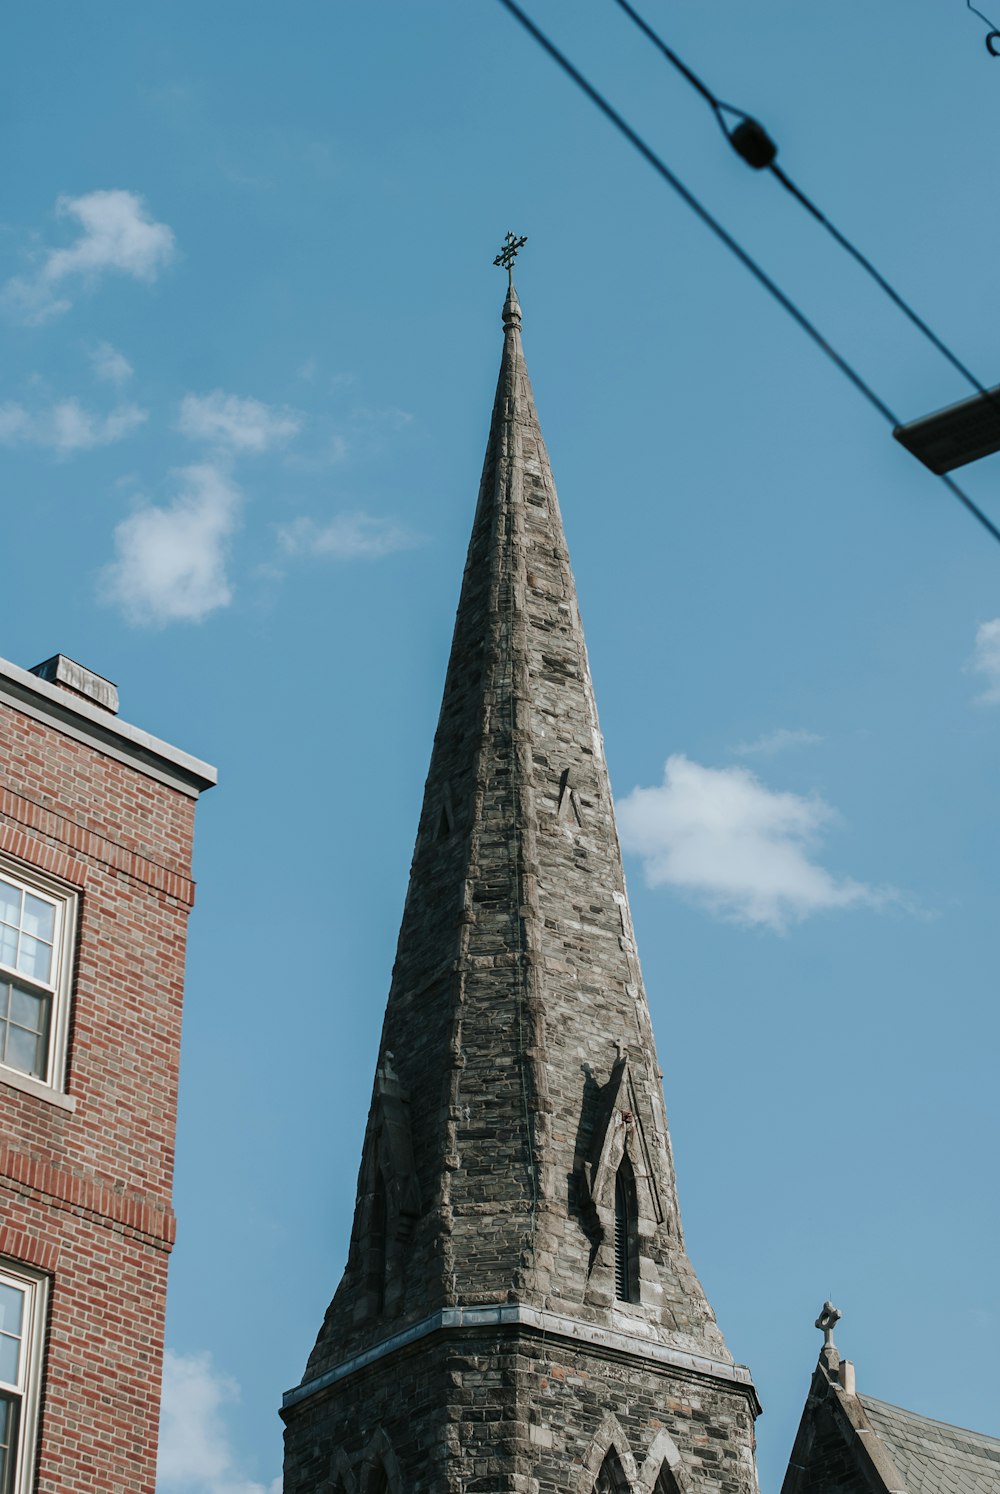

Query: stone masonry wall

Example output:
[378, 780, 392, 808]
[285, 1329, 758, 1494]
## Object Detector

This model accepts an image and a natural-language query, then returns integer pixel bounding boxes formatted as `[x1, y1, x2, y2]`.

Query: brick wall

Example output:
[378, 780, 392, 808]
[0, 682, 210, 1493]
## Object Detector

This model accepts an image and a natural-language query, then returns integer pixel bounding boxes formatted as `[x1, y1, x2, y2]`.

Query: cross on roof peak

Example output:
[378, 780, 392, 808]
[493, 231, 527, 286]
[815, 1301, 841, 1350]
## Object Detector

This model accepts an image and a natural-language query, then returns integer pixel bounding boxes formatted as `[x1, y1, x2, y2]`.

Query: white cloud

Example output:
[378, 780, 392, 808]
[969, 619, 1000, 704]
[179, 391, 302, 453]
[3, 190, 175, 323]
[349, 404, 413, 432]
[0, 398, 146, 454]
[157, 1349, 280, 1494]
[278, 512, 419, 559]
[101, 462, 241, 626]
[617, 754, 892, 931]
[734, 727, 823, 757]
[90, 341, 134, 385]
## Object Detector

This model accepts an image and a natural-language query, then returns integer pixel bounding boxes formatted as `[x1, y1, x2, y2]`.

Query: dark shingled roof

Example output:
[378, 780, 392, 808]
[859, 1394, 1000, 1494]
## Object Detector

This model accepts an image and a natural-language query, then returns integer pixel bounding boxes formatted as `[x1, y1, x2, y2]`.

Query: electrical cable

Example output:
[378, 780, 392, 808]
[611, 0, 992, 401]
[493, 0, 1000, 549]
[967, 0, 1000, 53]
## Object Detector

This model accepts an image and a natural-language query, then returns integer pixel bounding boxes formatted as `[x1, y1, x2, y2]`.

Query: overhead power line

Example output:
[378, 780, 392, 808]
[967, 0, 1000, 54]
[613, 0, 1000, 479]
[610, 0, 990, 402]
[493, 0, 1000, 550]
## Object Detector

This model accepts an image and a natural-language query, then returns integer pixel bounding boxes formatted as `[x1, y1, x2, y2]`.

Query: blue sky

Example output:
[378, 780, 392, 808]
[3, 3, 1000, 1490]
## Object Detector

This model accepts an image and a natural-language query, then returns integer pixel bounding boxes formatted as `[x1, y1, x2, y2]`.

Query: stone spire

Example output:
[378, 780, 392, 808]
[282, 279, 759, 1494]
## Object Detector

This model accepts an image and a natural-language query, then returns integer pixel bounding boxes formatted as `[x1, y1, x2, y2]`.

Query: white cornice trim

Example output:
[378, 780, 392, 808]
[0, 656, 216, 798]
[283, 1304, 759, 1412]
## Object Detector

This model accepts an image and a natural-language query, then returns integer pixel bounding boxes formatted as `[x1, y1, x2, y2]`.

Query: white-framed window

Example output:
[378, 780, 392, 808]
[0, 858, 76, 1093]
[0, 1261, 47, 1494]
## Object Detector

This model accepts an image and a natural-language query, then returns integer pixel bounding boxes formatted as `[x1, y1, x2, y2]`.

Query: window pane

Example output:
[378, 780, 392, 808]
[0, 1336, 18, 1390]
[0, 1288, 22, 1341]
[21, 894, 54, 944]
[10, 987, 45, 1035]
[16, 936, 51, 985]
[5, 1024, 44, 1079]
[0, 1390, 17, 1489]
[0, 883, 19, 929]
[0, 928, 16, 971]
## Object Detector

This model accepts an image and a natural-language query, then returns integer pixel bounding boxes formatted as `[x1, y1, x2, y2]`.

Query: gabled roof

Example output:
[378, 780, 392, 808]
[859, 1394, 1000, 1494]
[781, 1327, 1000, 1494]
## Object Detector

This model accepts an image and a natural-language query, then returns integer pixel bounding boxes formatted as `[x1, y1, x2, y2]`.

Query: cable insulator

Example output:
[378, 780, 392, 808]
[728, 117, 778, 169]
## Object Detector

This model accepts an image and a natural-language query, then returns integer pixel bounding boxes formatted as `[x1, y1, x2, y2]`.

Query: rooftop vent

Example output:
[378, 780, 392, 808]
[29, 655, 119, 715]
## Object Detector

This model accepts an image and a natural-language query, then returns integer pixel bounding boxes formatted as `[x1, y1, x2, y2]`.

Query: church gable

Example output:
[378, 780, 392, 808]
[782, 1307, 1000, 1494]
[582, 1055, 664, 1227]
[576, 1055, 672, 1309]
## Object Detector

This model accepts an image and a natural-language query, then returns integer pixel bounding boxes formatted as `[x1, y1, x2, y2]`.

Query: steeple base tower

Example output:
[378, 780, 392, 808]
[284, 1315, 758, 1493]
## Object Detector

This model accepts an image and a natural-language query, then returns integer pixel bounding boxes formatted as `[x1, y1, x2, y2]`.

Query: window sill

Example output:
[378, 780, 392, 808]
[0, 1067, 76, 1112]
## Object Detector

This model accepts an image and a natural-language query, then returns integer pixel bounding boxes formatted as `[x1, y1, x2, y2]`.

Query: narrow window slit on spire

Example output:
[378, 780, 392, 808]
[435, 785, 456, 841]
[557, 768, 583, 826]
[614, 1157, 638, 1303]
[368, 1171, 387, 1316]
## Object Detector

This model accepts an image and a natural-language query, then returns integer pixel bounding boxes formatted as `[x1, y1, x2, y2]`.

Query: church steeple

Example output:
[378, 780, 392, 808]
[282, 266, 760, 1494]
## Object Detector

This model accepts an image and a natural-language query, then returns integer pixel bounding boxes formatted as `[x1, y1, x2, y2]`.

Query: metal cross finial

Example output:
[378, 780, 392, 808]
[494, 230, 528, 285]
[815, 1301, 841, 1349]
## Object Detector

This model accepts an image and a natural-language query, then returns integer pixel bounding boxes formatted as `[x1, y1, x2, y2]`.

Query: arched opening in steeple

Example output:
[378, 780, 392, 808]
[358, 1433, 401, 1494]
[614, 1155, 639, 1303]
[652, 1464, 683, 1494]
[593, 1448, 631, 1494]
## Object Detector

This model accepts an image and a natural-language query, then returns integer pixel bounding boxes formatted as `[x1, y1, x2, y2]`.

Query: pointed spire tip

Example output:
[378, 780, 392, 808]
[494, 231, 527, 332]
[502, 280, 522, 333]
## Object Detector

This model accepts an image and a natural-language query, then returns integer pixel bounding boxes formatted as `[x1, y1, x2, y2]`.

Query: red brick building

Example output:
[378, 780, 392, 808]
[0, 651, 215, 1493]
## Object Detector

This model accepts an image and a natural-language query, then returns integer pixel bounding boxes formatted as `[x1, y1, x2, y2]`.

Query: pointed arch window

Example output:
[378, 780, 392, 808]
[368, 1464, 389, 1494]
[594, 1449, 630, 1494]
[614, 1156, 638, 1304]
